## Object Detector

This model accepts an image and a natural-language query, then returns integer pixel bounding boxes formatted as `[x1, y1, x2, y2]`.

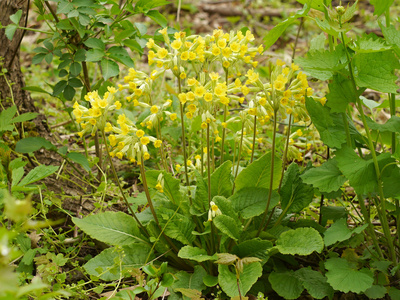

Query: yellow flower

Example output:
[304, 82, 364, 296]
[159, 27, 168, 35]
[178, 93, 187, 104]
[170, 113, 177, 121]
[194, 86, 205, 97]
[89, 118, 96, 125]
[220, 96, 229, 105]
[204, 92, 213, 102]
[141, 136, 150, 145]
[187, 159, 193, 166]
[234, 78, 242, 87]
[98, 99, 108, 108]
[188, 51, 196, 60]
[280, 97, 289, 106]
[116, 152, 124, 159]
[109, 134, 117, 146]
[276, 59, 285, 66]
[273, 80, 285, 91]
[217, 38, 227, 48]
[121, 123, 129, 135]
[291, 63, 300, 71]
[155, 182, 163, 192]
[186, 91, 195, 101]
[150, 105, 159, 114]
[186, 111, 193, 119]
[143, 152, 150, 160]
[146, 38, 155, 49]
[222, 122, 227, 128]
[115, 101, 122, 109]
[181, 51, 189, 60]
[241, 85, 250, 96]
[209, 72, 220, 81]
[215, 136, 222, 142]
[136, 130, 145, 138]
[180, 72, 186, 79]
[230, 42, 240, 52]
[211, 45, 221, 56]
[296, 129, 303, 137]
[319, 97, 327, 106]
[201, 122, 207, 129]
[105, 122, 113, 132]
[171, 39, 182, 50]
[187, 104, 197, 113]
[222, 61, 230, 68]
[187, 78, 197, 86]
[157, 48, 168, 59]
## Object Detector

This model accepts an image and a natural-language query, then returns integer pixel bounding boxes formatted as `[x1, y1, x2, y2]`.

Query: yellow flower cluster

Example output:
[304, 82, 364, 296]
[106, 114, 161, 163]
[73, 87, 121, 137]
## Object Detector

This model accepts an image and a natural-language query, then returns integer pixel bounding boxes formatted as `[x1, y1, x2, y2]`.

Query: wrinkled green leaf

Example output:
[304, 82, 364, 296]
[269, 271, 303, 300]
[324, 218, 367, 246]
[213, 215, 240, 241]
[276, 227, 324, 255]
[178, 246, 217, 262]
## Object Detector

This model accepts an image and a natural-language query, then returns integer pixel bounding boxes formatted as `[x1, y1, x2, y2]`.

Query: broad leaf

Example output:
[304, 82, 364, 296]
[230, 187, 279, 219]
[17, 165, 59, 187]
[235, 152, 282, 191]
[325, 258, 374, 293]
[84, 244, 152, 281]
[352, 51, 400, 93]
[296, 267, 334, 300]
[264, 4, 310, 49]
[172, 266, 206, 300]
[279, 163, 314, 214]
[218, 263, 262, 298]
[276, 227, 324, 256]
[178, 246, 217, 262]
[66, 152, 90, 171]
[370, 0, 394, 16]
[349, 33, 391, 53]
[381, 23, 400, 57]
[84, 38, 105, 50]
[305, 96, 347, 149]
[326, 73, 363, 113]
[296, 0, 331, 11]
[213, 215, 241, 241]
[335, 146, 396, 195]
[295, 45, 347, 80]
[232, 239, 273, 263]
[145, 170, 182, 205]
[366, 116, 400, 133]
[73, 211, 147, 245]
[324, 218, 367, 246]
[0, 106, 17, 132]
[300, 158, 346, 193]
[210, 160, 232, 199]
[162, 212, 195, 245]
[269, 271, 303, 300]
[101, 58, 119, 80]
[146, 10, 168, 28]
[15, 137, 56, 153]
[191, 170, 208, 216]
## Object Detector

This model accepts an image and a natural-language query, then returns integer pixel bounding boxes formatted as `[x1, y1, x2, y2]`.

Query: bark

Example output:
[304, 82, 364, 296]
[0, 0, 50, 135]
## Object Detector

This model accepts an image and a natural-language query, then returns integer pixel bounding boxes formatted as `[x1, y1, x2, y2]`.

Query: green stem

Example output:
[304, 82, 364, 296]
[232, 123, 245, 194]
[357, 193, 384, 259]
[220, 71, 229, 164]
[278, 114, 292, 192]
[207, 124, 212, 204]
[250, 115, 257, 163]
[257, 110, 278, 236]
[101, 130, 148, 236]
[342, 112, 352, 148]
[341, 30, 396, 262]
[178, 77, 191, 204]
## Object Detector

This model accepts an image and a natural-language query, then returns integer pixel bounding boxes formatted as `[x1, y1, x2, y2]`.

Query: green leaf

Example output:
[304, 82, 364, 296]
[324, 218, 367, 246]
[305, 96, 347, 149]
[230, 187, 279, 219]
[108, 53, 134, 68]
[366, 116, 400, 133]
[325, 258, 374, 293]
[72, 211, 147, 245]
[235, 152, 282, 191]
[364, 285, 387, 299]
[22, 86, 51, 95]
[295, 268, 334, 300]
[232, 239, 273, 263]
[69, 62, 82, 77]
[309, 33, 326, 52]
[213, 215, 240, 241]
[66, 152, 90, 171]
[12, 113, 38, 124]
[145, 170, 182, 205]
[18, 165, 59, 187]
[191, 170, 209, 216]
[84, 38, 105, 50]
[295, 45, 347, 80]
[0, 106, 17, 132]
[370, 0, 394, 16]
[135, 0, 170, 12]
[10, 10, 23, 24]
[210, 160, 232, 199]
[269, 271, 303, 300]
[300, 158, 346, 193]
[53, 80, 68, 96]
[352, 51, 400, 93]
[172, 266, 206, 300]
[276, 227, 324, 256]
[218, 262, 262, 298]
[57, 1, 74, 14]
[335, 145, 395, 195]
[163, 212, 195, 245]
[84, 244, 152, 281]
[178, 246, 217, 262]
[326, 73, 362, 113]
[85, 49, 105, 62]
[264, 4, 310, 49]
[101, 58, 119, 80]
[63, 85, 76, 100]
[56, 19, 74, 30]
[380, 23, 400, 57]
[295, 0, 330, 12]
[5, 24, 18, 40]
[15, 137, 56, 153]
[349, 33, 391, 53]
[279, 163, 314, 214]
[145, 10, 168, 28]
[134, 22, 147, 36]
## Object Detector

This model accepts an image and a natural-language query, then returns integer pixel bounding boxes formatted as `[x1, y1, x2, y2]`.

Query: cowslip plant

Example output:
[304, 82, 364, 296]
[70, 25, 334, 299]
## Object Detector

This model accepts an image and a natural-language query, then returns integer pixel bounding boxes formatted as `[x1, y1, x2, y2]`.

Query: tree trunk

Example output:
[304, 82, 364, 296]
[0, 0, 49, 135]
